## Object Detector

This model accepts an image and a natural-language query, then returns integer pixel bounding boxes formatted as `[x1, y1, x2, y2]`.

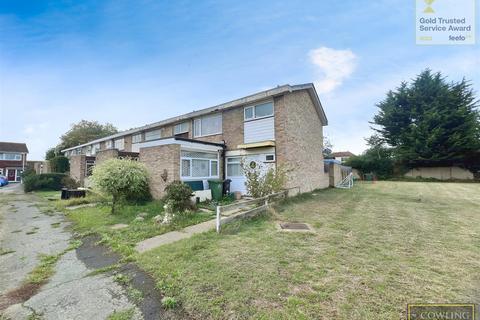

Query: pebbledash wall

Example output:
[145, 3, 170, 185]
[275, 91, 329, 192]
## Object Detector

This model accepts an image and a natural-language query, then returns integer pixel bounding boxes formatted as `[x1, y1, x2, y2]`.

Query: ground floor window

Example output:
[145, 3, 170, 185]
[181, 151, 219, 179]
[226, 157, 242, 177]
[86, 159, 96, 176]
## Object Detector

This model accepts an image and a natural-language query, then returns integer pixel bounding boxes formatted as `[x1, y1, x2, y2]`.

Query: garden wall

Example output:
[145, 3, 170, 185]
[404, 166, 474, 180]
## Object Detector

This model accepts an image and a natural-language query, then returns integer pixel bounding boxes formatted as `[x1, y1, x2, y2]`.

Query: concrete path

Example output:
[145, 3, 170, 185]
[135, 204, 264, 253]
[0, 185, 142, 320]
[135, 219, 216, 253]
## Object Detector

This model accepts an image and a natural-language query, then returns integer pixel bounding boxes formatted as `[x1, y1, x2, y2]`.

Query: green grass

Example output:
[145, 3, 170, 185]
[36, 192, 216, 258]
[137, 181, 480, 319]
[27, 254, 61, 284]
[106, 308, 135, 320]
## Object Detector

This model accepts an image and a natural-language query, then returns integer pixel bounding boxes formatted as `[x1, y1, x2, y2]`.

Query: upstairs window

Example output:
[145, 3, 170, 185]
[132, 134, 142, 143]
[106, 140, 113, 149]
[145, 129, 161, 141]
[244, 102, 274, 121]
[114, 138, 124, 150]
[0, 153, 22, 160]
[174, 122, 189, 135]
[92, 143, 101, 154]
[193, 114, 222, 137]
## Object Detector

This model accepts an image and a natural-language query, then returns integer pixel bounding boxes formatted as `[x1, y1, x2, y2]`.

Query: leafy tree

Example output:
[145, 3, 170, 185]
[345, 136, 394, 179]
[58, 120, 118, 151]
[372, 69, 480, 162]
[91, 158, 150, 214]
[45, 148, 57, 160]
[49, 156, 70, 173]
[243, 162, 289, 198]
[323, 136, 333, 158]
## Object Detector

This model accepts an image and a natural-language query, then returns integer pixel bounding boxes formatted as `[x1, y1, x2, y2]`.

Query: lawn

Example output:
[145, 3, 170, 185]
[35, 191, 216, 258]
[137, 181, 480, 319]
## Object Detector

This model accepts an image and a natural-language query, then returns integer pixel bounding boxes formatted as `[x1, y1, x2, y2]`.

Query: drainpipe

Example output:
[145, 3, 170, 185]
[221, 140, 227, 181]
[22, 153, 26, 183]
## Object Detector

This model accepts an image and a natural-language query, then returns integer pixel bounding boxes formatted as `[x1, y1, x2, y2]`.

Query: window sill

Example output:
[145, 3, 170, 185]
[193, 132, 222, 138]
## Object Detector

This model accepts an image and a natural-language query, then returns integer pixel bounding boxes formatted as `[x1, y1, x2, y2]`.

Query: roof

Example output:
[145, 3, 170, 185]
[62, 83, 328, 152]
[331, 151, 355, 158]
[0, 142, 29, 153]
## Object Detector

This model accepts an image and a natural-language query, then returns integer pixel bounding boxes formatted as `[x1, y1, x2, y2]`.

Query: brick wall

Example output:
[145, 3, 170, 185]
[274, 90, 329, 192]
[139, 144, 180, 199]
[95, 149, 119, 166]
[69, 154, 86, 185]
[124, 135, 132, 152]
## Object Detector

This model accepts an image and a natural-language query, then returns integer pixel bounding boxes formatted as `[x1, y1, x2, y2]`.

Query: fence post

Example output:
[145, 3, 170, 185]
[216, 205, 221, 233]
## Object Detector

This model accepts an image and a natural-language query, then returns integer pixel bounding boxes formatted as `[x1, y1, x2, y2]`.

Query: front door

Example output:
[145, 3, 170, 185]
[226, 157, 247, 194]
[7, 169, 16, 181]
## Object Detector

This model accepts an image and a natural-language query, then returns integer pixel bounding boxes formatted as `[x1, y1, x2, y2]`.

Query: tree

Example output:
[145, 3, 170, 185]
[49, 156, 70, 173]
[45, 148, 57, 160]
[91, 158, 150, 214]
[323, 136, 333, 158]
[58, 120, 118, 151]
[372, 69, 480, 162]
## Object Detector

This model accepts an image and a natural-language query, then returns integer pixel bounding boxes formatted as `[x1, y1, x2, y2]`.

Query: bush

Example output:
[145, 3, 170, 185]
[244, 163, 289, 198]
[91, 158, 150, 214]
[23, 173, 78, 192]
[49, 156, 70, 173]
[21, 167, 36, 179]
[163, 181, 193, 213]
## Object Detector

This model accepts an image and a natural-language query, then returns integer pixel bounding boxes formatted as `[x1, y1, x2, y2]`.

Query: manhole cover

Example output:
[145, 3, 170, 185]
[280, 223, 310, 230]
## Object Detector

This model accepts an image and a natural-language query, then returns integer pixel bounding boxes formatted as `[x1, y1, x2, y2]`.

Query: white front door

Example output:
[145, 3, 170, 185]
[226, 157, 246, 194]
[225, 154, 275, 195]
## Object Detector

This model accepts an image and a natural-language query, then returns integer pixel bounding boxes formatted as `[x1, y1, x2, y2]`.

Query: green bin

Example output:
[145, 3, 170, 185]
[208, 180, 223, 201]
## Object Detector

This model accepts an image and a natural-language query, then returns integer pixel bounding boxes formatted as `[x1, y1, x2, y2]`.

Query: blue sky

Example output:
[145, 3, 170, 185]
[1, 0, 479, 160]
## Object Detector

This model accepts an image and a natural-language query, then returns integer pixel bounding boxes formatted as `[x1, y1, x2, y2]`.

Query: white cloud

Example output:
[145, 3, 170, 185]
[309, 47, 357, 94]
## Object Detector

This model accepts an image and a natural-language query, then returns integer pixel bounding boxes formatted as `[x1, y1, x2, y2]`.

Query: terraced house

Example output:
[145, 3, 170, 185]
[62, 83, 329, 198]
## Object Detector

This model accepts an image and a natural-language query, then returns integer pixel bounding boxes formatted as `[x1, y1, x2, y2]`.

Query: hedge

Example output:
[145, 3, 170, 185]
[23, 173, 78, 192]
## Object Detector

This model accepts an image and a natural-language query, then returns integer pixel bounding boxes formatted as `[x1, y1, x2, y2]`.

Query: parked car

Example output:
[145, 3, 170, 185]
[0, 175, 8, 187]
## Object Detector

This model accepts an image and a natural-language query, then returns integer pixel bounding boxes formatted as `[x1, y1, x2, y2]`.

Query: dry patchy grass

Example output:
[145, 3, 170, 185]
[137, 182, 480, 319]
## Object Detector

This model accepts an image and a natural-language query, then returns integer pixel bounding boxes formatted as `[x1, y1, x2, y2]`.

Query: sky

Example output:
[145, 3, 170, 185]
[0, 0, 479, 160]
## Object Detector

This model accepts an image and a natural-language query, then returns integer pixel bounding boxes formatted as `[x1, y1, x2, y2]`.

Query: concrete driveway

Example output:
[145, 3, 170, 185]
[0, 186, 142, 319]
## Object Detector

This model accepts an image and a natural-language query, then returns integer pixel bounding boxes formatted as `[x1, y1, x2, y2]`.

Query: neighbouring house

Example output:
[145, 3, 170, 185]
[62, 83, 329, 198]
[27, 161, 51, 174]
[0, 142, 29, 182]
[330, 151, 355, 163]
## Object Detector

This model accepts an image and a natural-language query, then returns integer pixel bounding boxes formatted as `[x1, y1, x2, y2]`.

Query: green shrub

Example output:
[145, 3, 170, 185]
[49, 156, 70, 173]
[244, 163, 289, 198]
[23, 173, 78, 192]
[163, 181, 193, 213]
[21, 167, 36, 178]
[91, 158, 150, 214]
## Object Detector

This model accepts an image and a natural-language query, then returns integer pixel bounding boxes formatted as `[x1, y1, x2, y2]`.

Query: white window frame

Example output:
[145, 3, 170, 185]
[92, 143, 101, 155]
[0, 153, 22, 161]
[180, 151, 220, 180]
[174, 122, 189, 135]
[244, 101, 274, 121]
[145, 129, 161, 141]
[193, 113, 222, 138]
[226, 157, 243, 177]
[132, 133, 142, 144]
[106, 140, 113, 149]
[114, 138, 125, 150]
[0, 168, 3, 175]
